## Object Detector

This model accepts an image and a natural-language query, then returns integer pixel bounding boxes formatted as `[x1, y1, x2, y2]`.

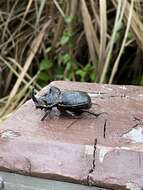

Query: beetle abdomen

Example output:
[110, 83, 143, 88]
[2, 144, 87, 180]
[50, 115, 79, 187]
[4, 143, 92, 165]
[60, 91, 91, 109]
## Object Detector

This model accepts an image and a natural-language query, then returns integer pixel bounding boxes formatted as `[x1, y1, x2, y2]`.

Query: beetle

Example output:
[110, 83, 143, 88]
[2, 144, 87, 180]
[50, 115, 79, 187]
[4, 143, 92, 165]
[32, 86, 103, 121]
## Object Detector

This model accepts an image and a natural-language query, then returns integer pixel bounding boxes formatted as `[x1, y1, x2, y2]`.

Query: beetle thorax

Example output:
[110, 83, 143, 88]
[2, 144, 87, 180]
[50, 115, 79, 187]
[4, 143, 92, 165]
[44, 86, 61, 105]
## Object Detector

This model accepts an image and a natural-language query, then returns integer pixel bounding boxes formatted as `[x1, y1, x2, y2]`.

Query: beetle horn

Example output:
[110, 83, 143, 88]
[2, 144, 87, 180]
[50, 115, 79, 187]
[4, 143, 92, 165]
[31, 88, 39, 106]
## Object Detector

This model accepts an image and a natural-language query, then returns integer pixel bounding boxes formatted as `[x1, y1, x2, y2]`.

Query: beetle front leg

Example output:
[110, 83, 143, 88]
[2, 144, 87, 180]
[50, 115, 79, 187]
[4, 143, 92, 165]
[39, 103, 58, 121]
[41, 110, 50, 121]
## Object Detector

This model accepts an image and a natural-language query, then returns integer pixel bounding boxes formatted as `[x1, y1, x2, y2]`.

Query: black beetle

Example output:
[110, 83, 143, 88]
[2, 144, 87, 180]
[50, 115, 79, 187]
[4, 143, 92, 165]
[32, 86, 103, 121]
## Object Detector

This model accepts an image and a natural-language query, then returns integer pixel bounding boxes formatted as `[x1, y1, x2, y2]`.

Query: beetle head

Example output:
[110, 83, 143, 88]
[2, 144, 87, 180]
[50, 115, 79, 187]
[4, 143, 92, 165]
[32, 86, 61, 108]
[31, 89, 48, 107]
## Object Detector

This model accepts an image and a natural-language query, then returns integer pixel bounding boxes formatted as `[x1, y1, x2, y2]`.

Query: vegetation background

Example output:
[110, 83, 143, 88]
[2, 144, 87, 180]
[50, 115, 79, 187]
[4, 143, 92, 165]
[0, 0, 143, 121]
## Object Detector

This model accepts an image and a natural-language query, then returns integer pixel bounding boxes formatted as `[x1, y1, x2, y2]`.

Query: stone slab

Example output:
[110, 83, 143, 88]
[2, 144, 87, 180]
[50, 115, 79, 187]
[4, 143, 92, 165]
[0, 81, 143, 189]
[0, 171, 107, 190]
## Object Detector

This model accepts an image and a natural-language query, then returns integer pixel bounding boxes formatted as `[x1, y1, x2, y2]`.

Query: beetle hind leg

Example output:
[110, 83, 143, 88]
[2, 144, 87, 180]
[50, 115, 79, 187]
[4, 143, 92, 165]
[72, 110, 84, 116]
[78, 110, 107, 118]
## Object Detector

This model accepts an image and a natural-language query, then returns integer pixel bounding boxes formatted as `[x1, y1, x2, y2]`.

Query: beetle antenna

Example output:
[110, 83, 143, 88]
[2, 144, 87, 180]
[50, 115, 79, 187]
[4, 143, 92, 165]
[31, 88, 39, 104]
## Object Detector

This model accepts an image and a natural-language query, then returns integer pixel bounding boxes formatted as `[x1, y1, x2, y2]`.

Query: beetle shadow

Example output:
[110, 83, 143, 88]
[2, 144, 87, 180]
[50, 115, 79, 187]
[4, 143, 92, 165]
[59, 109, 106, 120]
[41, 108, 80, 120]
[41, 107, 107, 122]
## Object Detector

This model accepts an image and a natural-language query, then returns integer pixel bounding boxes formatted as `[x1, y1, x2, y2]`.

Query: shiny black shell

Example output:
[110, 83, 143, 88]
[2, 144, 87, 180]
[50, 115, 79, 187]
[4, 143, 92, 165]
[58, 91, 91, 110]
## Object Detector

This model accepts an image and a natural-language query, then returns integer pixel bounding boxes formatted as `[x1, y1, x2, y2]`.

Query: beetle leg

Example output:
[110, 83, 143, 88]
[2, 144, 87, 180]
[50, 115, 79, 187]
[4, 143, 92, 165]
[61, 110, 77, 117]
[41, 110, 50, 121]
[81, 110, 107, 118]
[36, 105, 50, 109]
[40, 103, 59, 121]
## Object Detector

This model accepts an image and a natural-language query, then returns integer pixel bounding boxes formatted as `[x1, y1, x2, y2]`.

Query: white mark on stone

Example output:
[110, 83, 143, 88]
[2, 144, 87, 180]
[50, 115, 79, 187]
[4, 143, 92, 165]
[126, 182, 141, 190]
[122, 126, 143, 143]
[58, 161, 63, 167]
[119, 85, 127, 90]
[85, 145, 94, 155]
[97, 144, 143, 163]
[98, 146, 114, 163]
[85, 143, 143, 164]
[0, 129, 20, 139]
[120, 146, 131, 150]
[88, 92, 104, 97]
[103, 86, 113, 91]
[114, 144, 143, 153]
[88, 93, 98, 97]
[85, 142, 143, 168]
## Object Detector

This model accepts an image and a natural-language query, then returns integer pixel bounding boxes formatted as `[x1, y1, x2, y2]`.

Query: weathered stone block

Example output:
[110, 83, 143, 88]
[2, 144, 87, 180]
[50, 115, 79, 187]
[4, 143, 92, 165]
[0, 81, 143, 189]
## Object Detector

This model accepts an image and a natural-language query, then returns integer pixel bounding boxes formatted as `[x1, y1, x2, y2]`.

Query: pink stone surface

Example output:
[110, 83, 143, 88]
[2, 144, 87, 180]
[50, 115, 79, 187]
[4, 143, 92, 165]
[0, 81, 143, 189]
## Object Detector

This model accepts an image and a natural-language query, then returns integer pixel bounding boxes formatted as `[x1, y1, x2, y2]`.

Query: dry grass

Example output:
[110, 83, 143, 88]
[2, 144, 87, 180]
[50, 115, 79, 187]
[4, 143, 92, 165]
[0, 0, 143, 121]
